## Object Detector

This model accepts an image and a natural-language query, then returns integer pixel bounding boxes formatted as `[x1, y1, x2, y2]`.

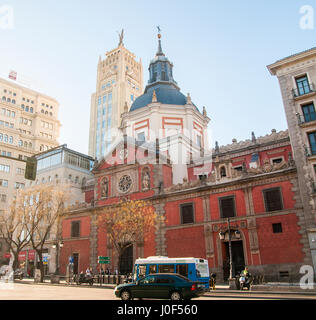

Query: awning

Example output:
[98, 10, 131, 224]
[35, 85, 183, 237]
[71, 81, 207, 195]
[27, 250, 35, 261]
[18, 251, 26, 261]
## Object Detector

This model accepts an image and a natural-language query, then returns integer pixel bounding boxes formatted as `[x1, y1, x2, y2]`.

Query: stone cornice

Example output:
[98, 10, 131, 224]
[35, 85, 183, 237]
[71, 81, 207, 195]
[65, 168, 297, 215]
[157, 167, 297, 200]
[212, 136, 290, 158]
[267, 47, 316, 75]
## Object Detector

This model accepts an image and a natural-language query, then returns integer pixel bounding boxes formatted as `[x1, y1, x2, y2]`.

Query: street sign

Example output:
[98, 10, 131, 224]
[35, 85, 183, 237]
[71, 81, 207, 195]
[98, 256, 110, 264]
[69, 256, 74, 264]
[24, 156, 37, 181]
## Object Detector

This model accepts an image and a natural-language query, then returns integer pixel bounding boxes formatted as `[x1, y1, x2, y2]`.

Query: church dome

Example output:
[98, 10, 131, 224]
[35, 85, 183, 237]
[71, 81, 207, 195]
[130, 83, 187, 111]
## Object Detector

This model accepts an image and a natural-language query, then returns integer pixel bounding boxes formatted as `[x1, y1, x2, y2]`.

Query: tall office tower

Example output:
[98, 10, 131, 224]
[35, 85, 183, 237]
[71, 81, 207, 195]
[88, 32, 143, 159]
[0, 76, 61, 263]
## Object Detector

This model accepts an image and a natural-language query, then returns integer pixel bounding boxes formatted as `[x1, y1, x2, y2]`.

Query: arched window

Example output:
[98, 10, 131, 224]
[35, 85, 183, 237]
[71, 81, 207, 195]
[19, 140, 23, 147]
[25, 106, 29, 112]
[220, 166, 227, 178]
[30, 107, 33, 113]
[9, 136, 13, 144]
[21, 104, 25, 110]
[40, 144, 44, 151]
[24, 141, 27, 148]
[0, 133, 3, 141]
[41, 109, 44, 113]
[4, 134, 8, 142]
[2, 96, 6, 101]
[7, 98, 11, 103]
[29, 142, 32, 149]
[12, 99, 16, 104]
[75, 176, 79, 184]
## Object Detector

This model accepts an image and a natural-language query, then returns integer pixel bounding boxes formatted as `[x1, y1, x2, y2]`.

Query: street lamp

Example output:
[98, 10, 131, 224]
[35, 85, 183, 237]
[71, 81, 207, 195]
[52, 241, 63, 275]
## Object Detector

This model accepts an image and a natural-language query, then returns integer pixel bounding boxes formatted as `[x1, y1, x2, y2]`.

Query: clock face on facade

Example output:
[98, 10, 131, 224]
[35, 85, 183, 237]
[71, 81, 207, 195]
[118, 174, 132, 193]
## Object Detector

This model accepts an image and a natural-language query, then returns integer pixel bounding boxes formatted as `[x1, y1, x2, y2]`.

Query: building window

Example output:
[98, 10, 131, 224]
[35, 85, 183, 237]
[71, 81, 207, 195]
[0, 179, 8, 187]
[302, 103, 316, 122]
[233, 166, 243, 172]
[272, 158, 283, 164]
[197, 135, 202, 148]
[220, 166, 226, 178]
[137, 132, 146, 143]
[219, 196, 236, 218]
[263, 188, 283, 212]
[308, 131, 316, 156]
[180, 203, 194, 224]
[199, 175, 207, 181]
[272, 223, 283, 234]
[295, 75, 312, 96]
[71, 221, 81, 238]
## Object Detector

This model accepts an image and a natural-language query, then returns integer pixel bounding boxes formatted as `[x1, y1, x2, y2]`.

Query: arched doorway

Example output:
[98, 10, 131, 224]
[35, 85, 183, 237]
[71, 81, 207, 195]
[221, 231, 245, 280]
[119, 244, 133, 275]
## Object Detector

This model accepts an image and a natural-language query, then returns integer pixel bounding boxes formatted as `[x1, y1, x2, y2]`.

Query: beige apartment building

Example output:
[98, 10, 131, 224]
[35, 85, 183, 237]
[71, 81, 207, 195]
[0, 77, 61, 264]
[88, 34, 143, 159]
[268, 48, 316, 274]
[0, 77, 61, 208]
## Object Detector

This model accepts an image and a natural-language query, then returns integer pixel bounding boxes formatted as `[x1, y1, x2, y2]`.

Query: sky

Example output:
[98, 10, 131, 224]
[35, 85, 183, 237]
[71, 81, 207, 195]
[0, 0, 315, 155]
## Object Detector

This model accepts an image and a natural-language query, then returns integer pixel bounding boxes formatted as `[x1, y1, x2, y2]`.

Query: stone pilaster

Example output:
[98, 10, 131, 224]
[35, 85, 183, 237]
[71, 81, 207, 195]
[154, 202, 167, 256]
[202, 195, 211, 222]
[204, 224, 214, 258]
[244, 186, 254, 216]
[89, 212, 98, 273]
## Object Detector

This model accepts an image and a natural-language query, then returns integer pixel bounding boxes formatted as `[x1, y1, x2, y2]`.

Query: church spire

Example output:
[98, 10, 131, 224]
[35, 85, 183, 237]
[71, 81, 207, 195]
[156, 26, 164, 56]
[145, 26, 178, 91]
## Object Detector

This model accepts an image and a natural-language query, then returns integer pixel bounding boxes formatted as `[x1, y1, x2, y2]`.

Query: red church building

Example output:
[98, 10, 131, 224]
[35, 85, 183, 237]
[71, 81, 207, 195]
[59, 32, 307, 283]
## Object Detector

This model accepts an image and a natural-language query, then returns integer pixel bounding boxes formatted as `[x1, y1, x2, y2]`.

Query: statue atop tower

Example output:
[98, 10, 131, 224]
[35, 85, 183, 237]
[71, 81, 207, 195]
[117, 29, 124, 46]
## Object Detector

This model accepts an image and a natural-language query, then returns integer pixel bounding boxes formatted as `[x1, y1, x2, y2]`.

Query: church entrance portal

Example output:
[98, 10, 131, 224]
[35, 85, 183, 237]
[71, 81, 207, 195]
[222, 240, 245, 281]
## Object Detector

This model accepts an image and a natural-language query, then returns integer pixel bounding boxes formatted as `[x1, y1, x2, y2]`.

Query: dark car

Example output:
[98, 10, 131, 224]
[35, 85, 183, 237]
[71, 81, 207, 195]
[114, 273, 206, 300]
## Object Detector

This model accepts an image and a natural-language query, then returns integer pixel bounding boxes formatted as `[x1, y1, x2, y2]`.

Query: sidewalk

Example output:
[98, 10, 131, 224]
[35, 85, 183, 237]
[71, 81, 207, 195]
[15, 278, 316, 296]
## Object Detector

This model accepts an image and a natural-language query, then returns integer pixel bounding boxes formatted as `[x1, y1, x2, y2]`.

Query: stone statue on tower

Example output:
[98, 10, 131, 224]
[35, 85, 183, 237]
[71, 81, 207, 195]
[118, 29, 124, 46]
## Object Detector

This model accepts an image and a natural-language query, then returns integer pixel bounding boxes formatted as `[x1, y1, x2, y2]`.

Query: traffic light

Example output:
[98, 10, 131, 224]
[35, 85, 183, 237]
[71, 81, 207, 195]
[24, 157, 37, 181]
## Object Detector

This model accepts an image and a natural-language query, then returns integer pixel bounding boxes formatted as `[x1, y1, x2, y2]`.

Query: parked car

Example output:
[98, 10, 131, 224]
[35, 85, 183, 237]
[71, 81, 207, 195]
[114, 273, 206, 300]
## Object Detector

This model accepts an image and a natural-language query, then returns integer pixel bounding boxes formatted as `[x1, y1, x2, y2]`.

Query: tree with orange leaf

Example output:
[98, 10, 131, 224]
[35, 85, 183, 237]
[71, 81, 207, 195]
[98, 199, 161, 274]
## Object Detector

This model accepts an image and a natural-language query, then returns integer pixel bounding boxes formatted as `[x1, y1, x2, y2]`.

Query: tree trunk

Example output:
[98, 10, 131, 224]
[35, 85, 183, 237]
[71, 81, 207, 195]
[37, 252, 44, 283]
[12, 252, 19, 271]
[117, 250, 122, 275]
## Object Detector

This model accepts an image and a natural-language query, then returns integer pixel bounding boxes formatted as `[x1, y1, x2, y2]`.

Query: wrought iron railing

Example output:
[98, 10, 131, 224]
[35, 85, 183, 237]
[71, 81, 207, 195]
[292, 83, 316, 98]
[297, 112, 316, 125]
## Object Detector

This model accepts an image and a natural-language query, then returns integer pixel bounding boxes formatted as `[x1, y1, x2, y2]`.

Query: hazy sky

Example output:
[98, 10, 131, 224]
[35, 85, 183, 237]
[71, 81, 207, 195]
[0, 0, 314, 155]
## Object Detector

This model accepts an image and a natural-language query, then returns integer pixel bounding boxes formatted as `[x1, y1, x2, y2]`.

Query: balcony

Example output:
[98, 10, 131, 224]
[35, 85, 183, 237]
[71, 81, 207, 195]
[292, 83, 316, 99]
[297, 112, 316, 126]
